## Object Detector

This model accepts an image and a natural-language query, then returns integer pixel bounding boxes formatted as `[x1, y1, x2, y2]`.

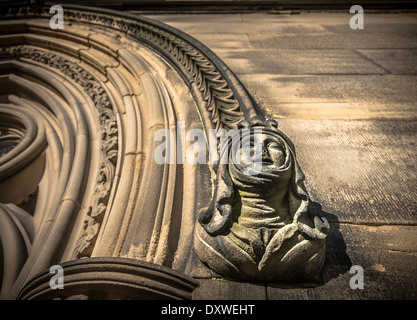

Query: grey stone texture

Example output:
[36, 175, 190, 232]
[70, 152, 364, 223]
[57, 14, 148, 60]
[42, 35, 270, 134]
[1, 5, 416, 300]
[148, 11, 417, 299]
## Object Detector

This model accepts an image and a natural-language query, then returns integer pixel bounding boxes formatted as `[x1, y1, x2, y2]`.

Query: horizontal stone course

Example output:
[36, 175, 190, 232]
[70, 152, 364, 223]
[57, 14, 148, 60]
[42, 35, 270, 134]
[149, 11, 417, 299]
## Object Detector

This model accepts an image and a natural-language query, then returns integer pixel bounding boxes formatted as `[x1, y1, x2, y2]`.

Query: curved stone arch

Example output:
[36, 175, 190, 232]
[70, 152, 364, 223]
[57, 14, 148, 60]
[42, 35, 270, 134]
[0, 4, 327, 299]
[3, 5, 261, 128]
[0, 45, 109, 298]
[16, 257, 199, 300]
[1, 4, 226, 299]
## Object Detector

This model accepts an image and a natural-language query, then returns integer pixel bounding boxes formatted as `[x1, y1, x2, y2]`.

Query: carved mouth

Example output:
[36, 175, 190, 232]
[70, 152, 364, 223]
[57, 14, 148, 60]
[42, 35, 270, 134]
[261, 156, 273, 165]
[248, 155, 273, 167]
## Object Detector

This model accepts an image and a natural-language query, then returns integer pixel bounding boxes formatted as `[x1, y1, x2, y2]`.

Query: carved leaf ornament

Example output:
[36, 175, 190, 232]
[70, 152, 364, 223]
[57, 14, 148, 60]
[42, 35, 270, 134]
[0, 4, 328, 299]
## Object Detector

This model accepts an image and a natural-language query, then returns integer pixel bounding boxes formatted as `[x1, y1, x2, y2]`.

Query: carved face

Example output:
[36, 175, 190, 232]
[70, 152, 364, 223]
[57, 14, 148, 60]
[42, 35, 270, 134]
[229, 129, 292, 187]
[260, 135, 286, 168]
[236, 131, 286, 171]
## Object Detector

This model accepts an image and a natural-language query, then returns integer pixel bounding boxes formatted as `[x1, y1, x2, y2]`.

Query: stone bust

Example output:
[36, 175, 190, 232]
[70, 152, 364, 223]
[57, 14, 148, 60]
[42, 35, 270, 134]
[195, 116, 329, 282]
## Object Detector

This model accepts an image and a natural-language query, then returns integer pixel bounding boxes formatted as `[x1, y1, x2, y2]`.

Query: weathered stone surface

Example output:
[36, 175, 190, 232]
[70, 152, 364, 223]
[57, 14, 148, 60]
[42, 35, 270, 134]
[151, 11, 417, 299]
[357, 49, 417, 74]
[17, 257, 199, 300]
[238, 74, 417, 120]
[247, 33, 417, 50]
[192, 279, 267, 300]
[1, 5, 416, 300]
[210, 49, 387, 75]
[195, 117, 329, 282]
[1, 4, 330, 300]
[276, 119, 417, 225]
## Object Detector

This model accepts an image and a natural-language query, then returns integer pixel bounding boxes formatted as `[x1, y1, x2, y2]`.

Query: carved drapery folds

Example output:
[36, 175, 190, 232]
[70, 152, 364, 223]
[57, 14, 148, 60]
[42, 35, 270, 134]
[0, 4, 328, 299]
[0, 45, 119, 262]
[195, 116, 329, 282]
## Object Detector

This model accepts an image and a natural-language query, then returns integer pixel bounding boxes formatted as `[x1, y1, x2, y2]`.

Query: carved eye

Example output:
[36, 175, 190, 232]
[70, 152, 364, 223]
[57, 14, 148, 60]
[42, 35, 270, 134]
[267, 141, 280, 149]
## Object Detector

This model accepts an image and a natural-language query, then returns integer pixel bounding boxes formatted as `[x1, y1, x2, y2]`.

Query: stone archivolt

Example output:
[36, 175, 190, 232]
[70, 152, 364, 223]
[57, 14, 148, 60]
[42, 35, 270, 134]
[1, 45, 118, 262]
[0, 5, 328, 299]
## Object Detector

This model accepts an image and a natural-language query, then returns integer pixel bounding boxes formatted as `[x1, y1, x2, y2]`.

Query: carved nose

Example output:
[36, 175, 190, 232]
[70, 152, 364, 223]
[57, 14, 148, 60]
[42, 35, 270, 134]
[262, 146, 271, 161]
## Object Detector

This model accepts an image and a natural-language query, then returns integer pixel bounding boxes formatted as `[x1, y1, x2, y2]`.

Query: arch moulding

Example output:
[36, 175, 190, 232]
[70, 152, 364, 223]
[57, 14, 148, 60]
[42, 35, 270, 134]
[0, 4, 328, 300]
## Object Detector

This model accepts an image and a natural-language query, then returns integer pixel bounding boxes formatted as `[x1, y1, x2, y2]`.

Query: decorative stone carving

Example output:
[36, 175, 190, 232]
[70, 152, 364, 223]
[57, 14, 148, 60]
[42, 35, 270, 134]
[0, 45, 119, 260]
[17, 257, 198, 300]
[195, 116, 329, 282]
[0, 3, 329, 300]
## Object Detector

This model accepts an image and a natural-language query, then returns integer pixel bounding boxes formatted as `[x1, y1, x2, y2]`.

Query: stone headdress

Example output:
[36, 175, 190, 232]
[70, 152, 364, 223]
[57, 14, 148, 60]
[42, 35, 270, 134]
[198, 115, 329, 241]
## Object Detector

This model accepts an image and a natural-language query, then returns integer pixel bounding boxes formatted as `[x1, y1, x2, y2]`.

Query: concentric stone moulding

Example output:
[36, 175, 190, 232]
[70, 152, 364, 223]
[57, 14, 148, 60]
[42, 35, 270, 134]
[16, 257, 199, 300]
[0, 4, 329, 290]
[25, 4, 247, 131]
[0, 45, 118, 259]
[0, 4, 252, 262]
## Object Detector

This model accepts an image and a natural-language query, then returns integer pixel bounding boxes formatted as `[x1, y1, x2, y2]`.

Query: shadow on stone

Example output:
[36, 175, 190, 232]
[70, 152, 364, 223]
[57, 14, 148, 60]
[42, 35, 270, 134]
[309, 201, 352, 285]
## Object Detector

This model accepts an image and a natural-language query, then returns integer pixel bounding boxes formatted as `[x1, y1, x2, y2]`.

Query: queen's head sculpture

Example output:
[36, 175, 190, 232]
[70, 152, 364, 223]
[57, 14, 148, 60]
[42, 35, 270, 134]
[195, 116, 329, 282]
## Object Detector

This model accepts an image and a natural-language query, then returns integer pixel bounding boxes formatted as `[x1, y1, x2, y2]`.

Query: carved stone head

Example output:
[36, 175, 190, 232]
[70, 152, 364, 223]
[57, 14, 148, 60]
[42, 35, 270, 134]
[195, 116, 329, 282]
[228, 117, 292, 191]
[198, 116, 313, 235]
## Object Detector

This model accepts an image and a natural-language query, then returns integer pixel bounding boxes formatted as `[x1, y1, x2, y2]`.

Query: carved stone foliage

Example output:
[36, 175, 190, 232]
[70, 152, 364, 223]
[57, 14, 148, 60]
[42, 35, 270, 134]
[0, 45, 118, 260]
[0, 3, 329, 299]
[61, 7, 246, 131]
[195, 116, 329, 282]
[2, 5, 246, 131]
[0, 39, 115, 297]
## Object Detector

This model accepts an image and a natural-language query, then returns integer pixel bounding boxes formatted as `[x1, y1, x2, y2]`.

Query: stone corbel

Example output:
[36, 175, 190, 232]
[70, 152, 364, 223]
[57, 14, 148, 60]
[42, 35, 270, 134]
[0, 3, 330, 300]
[195, 116, 329, 282]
